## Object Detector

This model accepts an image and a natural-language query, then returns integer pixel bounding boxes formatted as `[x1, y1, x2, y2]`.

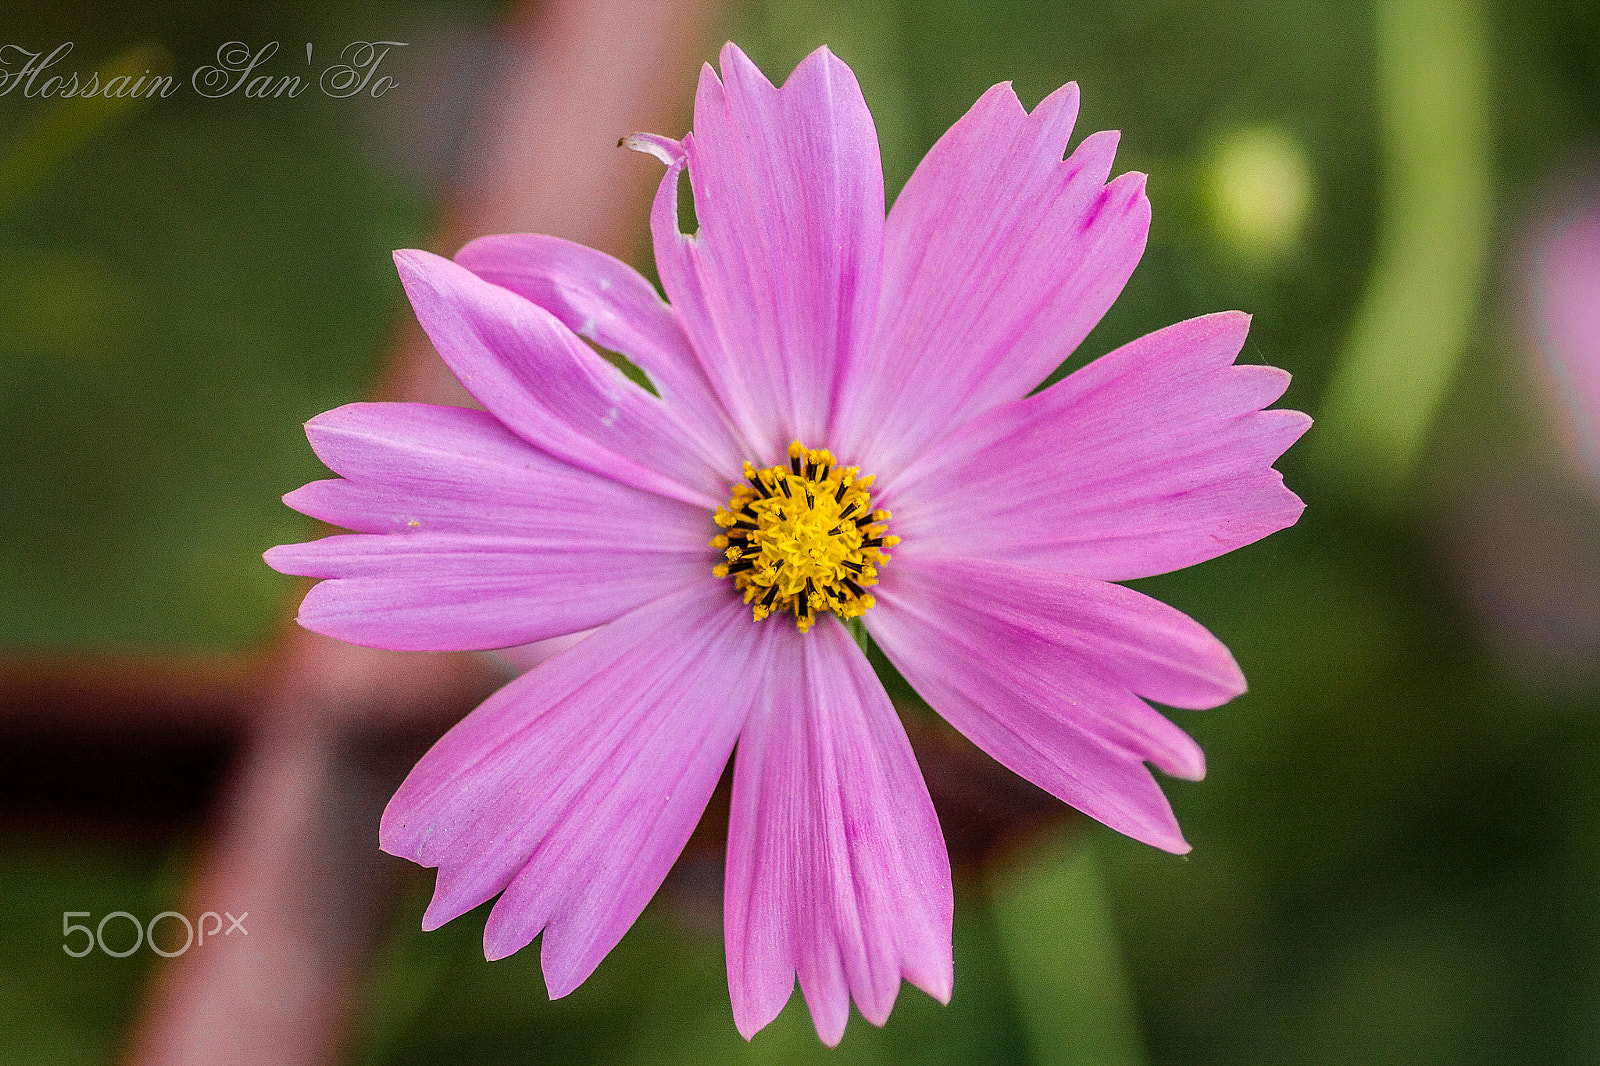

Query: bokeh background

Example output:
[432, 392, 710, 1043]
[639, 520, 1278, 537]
[3, 0, 1600, 1062]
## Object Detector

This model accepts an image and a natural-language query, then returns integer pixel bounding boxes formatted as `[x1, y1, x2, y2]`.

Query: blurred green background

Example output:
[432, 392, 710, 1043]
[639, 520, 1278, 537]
[3, 0, 1600, 1062]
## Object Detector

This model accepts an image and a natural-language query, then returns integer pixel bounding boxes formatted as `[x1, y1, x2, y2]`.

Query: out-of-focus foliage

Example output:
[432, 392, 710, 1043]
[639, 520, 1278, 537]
[1316, 0, 1492, 495]
[3, 0, 1600, 1063]
[1200, 124, 1316, 265]
[0, 0, 436, 651]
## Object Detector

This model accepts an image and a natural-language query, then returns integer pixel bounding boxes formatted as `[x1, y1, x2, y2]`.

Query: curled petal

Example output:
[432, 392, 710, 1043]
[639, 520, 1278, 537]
[621, 132, 685, 167]
[453, 234, 747, 467]
[394, 248, 729, 507]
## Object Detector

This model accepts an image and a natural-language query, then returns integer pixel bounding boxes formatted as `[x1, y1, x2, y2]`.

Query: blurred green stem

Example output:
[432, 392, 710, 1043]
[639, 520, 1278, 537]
[846, 615, 870, 655]
[987, 835, 1149, 1066]
[1313, 0, 1492, 500]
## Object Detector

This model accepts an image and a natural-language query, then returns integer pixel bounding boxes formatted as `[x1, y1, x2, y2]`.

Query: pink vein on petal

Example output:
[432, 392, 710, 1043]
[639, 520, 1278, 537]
[726, 617, 952, 1045]
[381, 581, 774, 997]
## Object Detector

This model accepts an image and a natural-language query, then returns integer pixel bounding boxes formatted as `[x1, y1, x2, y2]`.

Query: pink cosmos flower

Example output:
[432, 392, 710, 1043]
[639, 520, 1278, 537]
[266, 44, 1308, 1044]
[1530, 189, 1600, 477]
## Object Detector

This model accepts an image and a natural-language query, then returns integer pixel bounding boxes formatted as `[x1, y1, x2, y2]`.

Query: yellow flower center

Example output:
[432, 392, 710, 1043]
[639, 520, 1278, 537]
[711, 441, 899, 632]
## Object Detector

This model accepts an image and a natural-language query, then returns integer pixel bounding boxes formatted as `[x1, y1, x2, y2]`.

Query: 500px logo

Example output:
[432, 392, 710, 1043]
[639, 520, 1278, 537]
[62, 910, 248, 958]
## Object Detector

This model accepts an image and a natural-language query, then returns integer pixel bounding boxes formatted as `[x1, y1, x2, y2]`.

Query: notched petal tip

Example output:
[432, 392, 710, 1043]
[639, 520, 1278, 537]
[1043, 79, 1079, 105]
[482, 933, 518, 964]
[375, 808, 408, 858]
[1206, 652, 1248, 707]
[391, 246, 432, 273]
[1082, 126, 1122, 152]
[918, 969, 954, 1006]
[976, 79, 1025, 118]
[808, 1005, 848, 1048]
[717, 40, 771, 86]
[260, 543, 301, 575]
[1030, 80, 1081, 145]
[1160, 737, 1208, 782]
[1283, 408, 1314, 434]
[730, 970, 796, 1043]
[391, 248, 451, 303]
[791, 41, 853, 84]
[540, 941, 601, 1000]
[1115, 168, 1149, 197]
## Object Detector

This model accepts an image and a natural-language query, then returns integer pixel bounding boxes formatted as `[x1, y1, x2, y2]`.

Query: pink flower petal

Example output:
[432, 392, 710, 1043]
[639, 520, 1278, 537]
[621, 132, 683, 167]
[380, 581, 773, 997]
[489, 630, 595, 674]
[725, 618, 952, 1045]
[265, 533, 709, 652]
[1532, 192, 1600, 474]
[251, 40, 1322, 1047]
[264, 402, 712, 651]
[836, 82, 1150, 478]
[867, 556, 1245, 853]
[885, 312, 1310, 581]
[453, 233, 749, 468]
[281, 402, 709, 540]
[648, 44, 885, 460]
[394, 248, 730, 508]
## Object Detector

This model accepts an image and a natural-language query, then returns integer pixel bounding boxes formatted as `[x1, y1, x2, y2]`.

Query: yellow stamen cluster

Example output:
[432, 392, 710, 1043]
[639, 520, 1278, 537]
[712, 441, 899, 632]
